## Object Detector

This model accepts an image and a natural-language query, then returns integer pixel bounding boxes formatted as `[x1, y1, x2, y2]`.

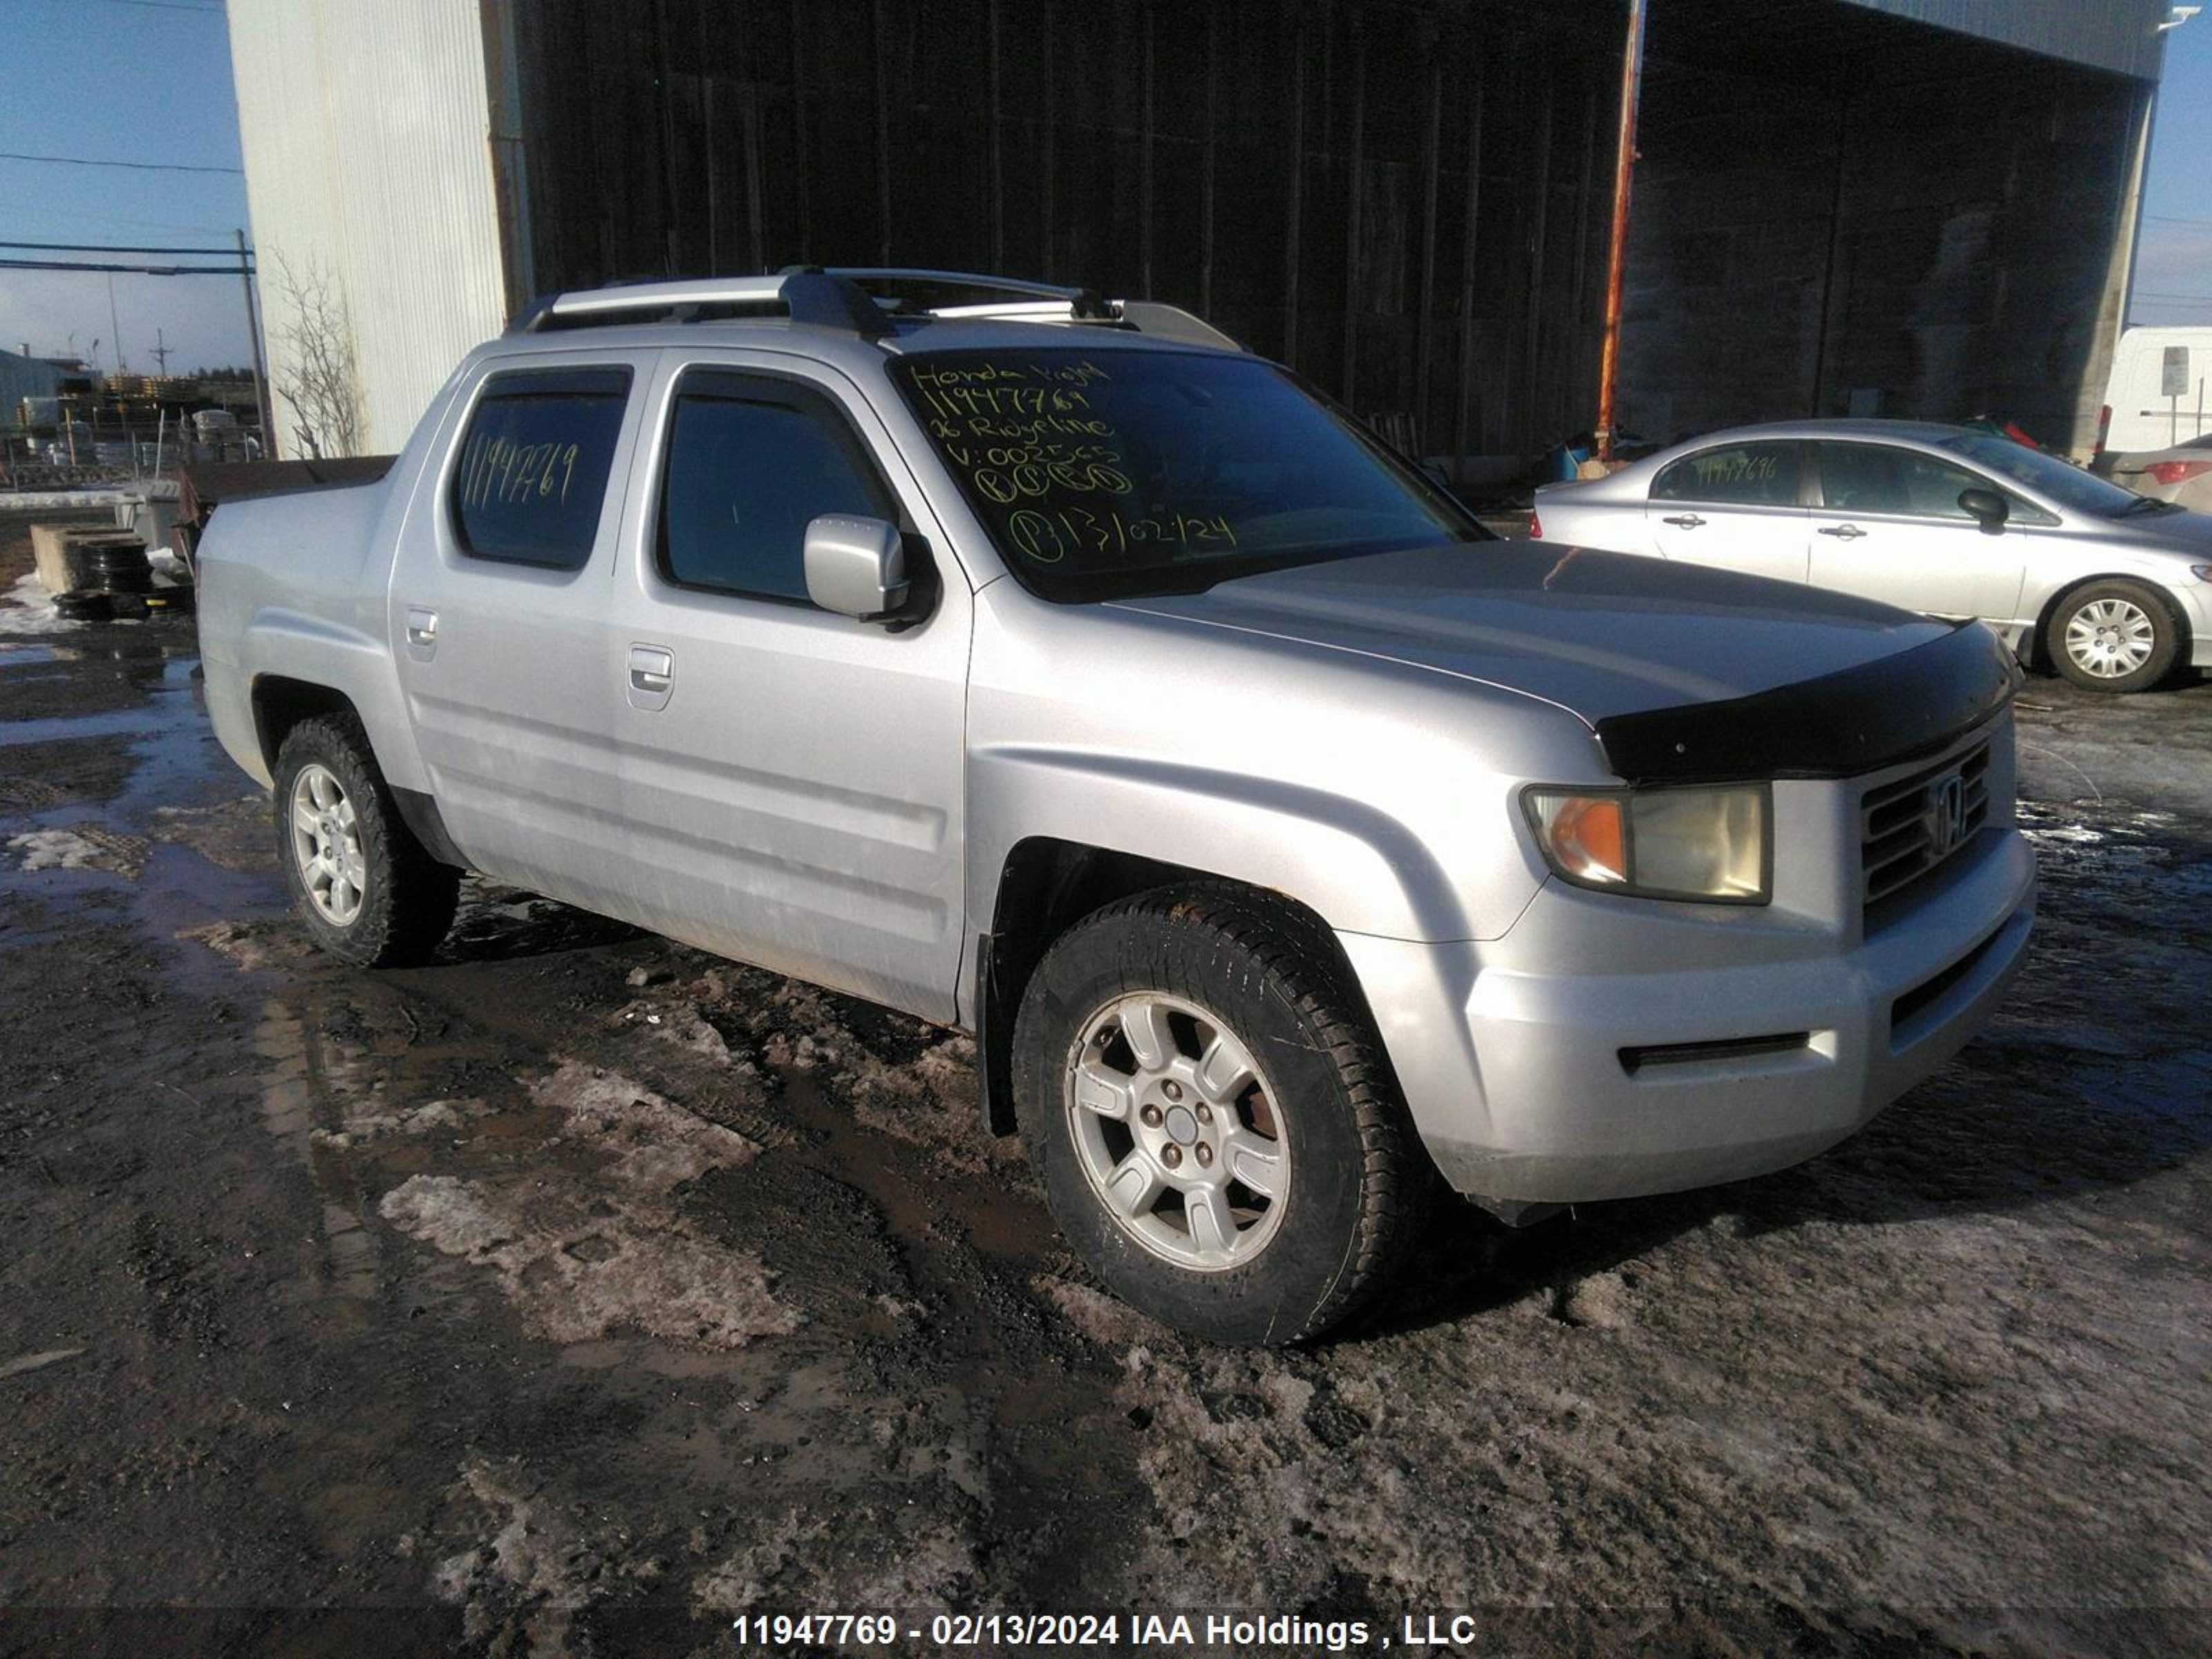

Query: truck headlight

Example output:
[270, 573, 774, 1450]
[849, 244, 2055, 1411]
[1523, 784, 1770, 903]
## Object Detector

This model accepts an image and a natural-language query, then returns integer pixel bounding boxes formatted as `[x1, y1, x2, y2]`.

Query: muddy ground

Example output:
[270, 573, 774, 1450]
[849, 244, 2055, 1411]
[1, 507, 2208, 1657]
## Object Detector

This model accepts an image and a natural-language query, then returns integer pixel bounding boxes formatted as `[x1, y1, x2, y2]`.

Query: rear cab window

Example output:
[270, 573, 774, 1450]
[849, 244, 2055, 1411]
[449, 366, 633, 569]
[1650, 442, 1802, 507]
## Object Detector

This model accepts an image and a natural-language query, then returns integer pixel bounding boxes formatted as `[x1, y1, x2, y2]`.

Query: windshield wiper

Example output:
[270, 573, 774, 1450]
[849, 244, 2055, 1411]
[2119, 496, 2182, 516]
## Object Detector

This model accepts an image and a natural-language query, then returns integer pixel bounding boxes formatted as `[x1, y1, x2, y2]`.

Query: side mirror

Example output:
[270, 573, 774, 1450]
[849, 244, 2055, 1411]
[1958, 487, 2009, 531]
[803, 514, 908, 619]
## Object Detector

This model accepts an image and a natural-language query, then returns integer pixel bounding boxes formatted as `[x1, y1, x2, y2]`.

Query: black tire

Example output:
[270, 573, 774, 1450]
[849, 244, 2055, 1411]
[53, 590, 112, 621]
[1013, 883, 1430, 1346]
[2046, 578, 2182, 693]
[270, 714, 459, 967]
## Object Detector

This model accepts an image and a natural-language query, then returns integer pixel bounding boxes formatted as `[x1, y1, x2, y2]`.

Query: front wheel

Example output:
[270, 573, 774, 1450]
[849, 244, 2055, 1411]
[272, 715, 459, 967]
[2047, 579, 2180, 693]
[1013, 885, 1429, 1345]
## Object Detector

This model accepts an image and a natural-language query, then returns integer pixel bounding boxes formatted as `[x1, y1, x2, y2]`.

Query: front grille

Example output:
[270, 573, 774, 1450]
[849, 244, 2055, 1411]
[1860, 738, 1991, 910]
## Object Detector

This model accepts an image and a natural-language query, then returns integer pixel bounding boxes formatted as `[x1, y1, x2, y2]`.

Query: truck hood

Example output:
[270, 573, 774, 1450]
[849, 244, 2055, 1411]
[1105, 540, 1952, 726]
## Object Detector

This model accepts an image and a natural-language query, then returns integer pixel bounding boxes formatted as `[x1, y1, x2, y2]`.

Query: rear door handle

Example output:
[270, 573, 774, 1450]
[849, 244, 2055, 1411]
[1818, 524, 1866, 540]
[404, 606, 438, 659]
[626, 644, 674, 711]
[1661, 513, 1705, 529]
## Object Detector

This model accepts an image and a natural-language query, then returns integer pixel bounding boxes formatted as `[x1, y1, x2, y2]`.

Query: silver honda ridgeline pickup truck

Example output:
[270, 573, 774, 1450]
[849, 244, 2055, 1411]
[198, 269, 2035, 1345]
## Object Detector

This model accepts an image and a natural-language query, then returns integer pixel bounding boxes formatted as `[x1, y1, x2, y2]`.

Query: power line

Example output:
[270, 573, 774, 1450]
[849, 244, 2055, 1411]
[0, 149, 242, 176]
[1, 238, 247, 255]
[7, 0, 225, 13]
[1, 256, 252, 275]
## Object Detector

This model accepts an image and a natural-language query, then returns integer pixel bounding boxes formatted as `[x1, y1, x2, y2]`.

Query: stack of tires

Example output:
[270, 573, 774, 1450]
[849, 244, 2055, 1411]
[53, 534, 196, 623]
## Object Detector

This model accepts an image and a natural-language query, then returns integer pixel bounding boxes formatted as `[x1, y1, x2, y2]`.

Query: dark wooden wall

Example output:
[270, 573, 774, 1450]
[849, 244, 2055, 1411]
[1621, 0, 2145, 454]
[499, 0, 1629, 462]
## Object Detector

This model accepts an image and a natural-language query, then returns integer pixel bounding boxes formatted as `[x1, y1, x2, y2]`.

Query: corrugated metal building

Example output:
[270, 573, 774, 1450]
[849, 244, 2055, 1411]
[1, 346, 66, 427]
[227, 0, 2171, 465]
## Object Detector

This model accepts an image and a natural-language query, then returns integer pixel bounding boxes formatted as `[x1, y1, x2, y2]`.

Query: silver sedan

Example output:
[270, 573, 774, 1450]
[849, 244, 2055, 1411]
[1534, 419, 2212, 692]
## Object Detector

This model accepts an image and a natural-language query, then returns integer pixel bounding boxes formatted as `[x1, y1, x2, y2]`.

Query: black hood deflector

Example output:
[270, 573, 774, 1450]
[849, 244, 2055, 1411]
[1595, 621, 2020, 785]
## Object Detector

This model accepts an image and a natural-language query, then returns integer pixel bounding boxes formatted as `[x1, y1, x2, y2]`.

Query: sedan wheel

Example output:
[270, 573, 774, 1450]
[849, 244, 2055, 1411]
[2063, 598, 2156, 681]
[2047, 579, 2180, 694]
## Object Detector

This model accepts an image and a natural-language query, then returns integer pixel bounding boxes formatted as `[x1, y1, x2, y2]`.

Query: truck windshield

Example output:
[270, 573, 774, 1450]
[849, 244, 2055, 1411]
[889, 347, 1485, 601]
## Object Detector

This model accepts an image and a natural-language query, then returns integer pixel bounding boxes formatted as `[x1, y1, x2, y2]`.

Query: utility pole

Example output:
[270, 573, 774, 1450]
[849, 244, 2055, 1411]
[1593, 0, 1649, 465]
[237, 227, 275, 458]
[149, 328, 171, 377]
[108, 274, 126, 375]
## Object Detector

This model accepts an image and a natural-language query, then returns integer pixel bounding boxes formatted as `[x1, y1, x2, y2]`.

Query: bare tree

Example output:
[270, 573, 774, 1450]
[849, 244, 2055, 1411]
[268, 252, 363, 459]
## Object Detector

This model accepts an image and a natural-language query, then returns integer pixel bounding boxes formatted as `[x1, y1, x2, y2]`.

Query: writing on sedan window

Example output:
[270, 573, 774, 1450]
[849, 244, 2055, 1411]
[1687, 449, 1781, 490]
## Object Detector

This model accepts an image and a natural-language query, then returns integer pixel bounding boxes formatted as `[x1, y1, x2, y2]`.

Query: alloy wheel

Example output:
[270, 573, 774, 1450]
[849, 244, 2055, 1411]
[289, 762, 367, 926]
[1063, 991, 1289, 1271]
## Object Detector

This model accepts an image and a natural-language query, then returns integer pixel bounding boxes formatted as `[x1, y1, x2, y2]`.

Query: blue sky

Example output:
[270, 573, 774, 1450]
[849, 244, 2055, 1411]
[1, 1, 2209, 373]
[2131, 9, 2212, 325]
[0, 0, 247, 374]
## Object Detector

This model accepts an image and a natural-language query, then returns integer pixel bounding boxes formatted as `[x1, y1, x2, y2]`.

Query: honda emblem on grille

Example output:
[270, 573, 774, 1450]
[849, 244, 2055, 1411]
[1927, 774, 1968, 857]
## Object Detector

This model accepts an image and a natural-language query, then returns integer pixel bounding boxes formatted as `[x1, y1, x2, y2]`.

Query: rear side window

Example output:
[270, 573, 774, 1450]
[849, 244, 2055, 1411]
[450, 366, 632, 570]
[1651, 442, 1801, 507]
[656, 371, 894, 603]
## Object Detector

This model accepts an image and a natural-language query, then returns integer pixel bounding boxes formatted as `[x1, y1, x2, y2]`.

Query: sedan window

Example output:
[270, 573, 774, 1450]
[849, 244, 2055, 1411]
[1817, 444, 1984, 519]
[1650, 442, 1800, 507]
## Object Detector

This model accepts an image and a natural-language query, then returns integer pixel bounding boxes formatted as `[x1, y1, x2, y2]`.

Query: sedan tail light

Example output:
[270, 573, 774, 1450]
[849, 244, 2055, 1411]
[2147, 459, 2212, 487]
[1530, 509, 1544, 538]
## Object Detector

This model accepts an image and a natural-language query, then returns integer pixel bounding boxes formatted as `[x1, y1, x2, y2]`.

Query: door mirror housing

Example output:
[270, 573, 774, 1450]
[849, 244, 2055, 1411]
[1957, 487, 2009, 531]
[803, 514, 909, 619]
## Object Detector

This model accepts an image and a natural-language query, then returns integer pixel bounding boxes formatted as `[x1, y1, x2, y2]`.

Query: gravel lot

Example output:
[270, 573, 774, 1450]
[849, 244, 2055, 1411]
[2, 508, 2208, 1656]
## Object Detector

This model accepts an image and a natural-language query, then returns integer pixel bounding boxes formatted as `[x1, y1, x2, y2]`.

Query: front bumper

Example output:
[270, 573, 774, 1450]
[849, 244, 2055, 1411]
[1338, 821, 2035, 1206]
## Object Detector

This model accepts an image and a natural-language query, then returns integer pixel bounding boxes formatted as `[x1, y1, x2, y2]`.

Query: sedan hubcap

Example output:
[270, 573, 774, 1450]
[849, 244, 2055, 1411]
[1065, 992, 1288, 1271]
[2065, 598, 2155, 679]
[289, 763, 366, 926]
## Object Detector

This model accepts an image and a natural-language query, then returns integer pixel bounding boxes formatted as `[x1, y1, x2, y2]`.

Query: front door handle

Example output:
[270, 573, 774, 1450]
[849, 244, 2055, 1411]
[1662, 513, 1705, 529]
[404, 606, 438, 659]
[626, 644, 674, 711]
[1818, 524, 1866, 540]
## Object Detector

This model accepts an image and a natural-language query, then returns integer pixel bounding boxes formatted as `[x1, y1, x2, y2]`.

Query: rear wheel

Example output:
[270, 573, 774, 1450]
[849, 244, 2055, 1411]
[272, 715, 458, 967]
[1013, 885, 1429, 1345]
[2047, 579, 2180, 693]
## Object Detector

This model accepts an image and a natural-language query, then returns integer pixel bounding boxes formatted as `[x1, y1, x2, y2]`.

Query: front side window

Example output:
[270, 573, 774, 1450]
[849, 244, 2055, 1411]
[1650, 442, 1801, 507]
[657, 372, 895, 603]
[450, 366, 632, 570]
[1816, 443, 1996, 519]
[888, 347, 1483, 601]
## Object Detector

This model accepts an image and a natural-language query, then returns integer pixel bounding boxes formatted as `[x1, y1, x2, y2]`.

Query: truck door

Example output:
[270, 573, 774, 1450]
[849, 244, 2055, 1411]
[601, 355, 971, 1022]
[386, 354, 648, 915]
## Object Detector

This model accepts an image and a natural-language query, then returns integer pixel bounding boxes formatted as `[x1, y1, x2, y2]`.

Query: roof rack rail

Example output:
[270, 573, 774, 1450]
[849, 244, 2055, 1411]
[821, 267, 1119, 321]
[509, 270, 889, 337]
[505, 266, 1244, 350]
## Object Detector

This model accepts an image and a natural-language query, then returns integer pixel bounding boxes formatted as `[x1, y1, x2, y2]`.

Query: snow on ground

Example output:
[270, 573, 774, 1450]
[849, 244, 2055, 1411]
[0, 572, 73, 635]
